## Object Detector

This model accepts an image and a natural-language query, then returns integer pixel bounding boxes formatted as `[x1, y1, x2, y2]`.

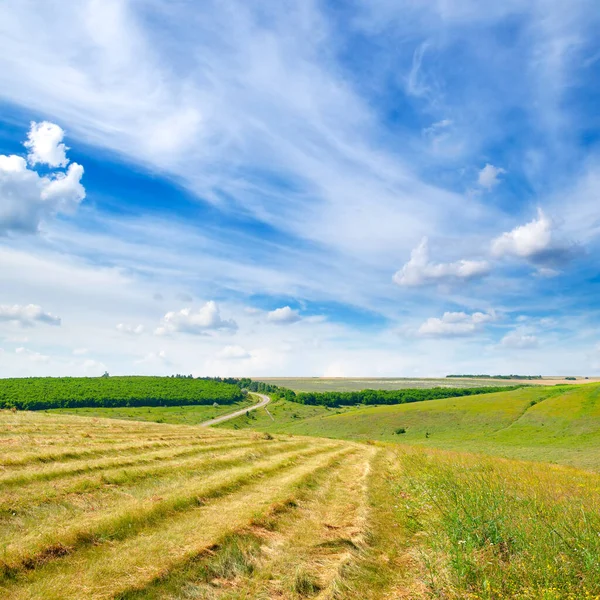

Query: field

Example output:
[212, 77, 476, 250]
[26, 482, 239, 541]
[3, 382, 600, 598]
[50, 398, 255, 425]
[220, 384, 600, 470]
[256, 376, 599, 392]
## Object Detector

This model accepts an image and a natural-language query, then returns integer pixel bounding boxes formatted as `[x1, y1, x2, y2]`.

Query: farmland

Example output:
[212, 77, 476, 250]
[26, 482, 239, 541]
[255, 376, 599, 392]
[2, 381, 600, 598]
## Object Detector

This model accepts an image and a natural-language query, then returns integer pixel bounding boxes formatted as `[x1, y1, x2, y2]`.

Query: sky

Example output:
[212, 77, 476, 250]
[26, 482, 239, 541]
[0, 0, 599, 378]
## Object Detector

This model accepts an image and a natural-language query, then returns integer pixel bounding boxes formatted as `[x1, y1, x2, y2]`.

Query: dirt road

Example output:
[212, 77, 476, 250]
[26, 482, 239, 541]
[200, 393, 271, 427]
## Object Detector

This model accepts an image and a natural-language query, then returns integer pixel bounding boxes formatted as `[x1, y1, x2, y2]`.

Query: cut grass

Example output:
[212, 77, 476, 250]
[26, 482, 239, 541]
[2, 447, 353, 599]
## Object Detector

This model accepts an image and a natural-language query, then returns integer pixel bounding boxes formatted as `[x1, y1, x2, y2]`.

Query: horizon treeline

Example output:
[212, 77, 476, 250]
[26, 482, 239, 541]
[201, 377, 520, 407]
[0, 376, 245, 410]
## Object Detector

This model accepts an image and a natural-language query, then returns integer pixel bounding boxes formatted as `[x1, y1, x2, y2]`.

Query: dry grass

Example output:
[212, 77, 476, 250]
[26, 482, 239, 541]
[3, 408, 600, 599]
[0, 410, 355, 599]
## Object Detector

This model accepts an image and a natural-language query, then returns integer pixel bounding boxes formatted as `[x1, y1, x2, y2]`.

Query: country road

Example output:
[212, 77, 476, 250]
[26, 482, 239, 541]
[200, 393, 271, 427]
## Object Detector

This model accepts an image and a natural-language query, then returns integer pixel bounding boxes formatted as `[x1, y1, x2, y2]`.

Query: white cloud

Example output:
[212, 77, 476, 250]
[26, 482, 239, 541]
[478, 164, 506, 189]
[267, 306, 302, 324]
[73, 347, 88, 355]
[500, 330, 539, 349]
[491, 209, 575, 266]
[82, 358, 106, 371]
[393, 238, 490, 286]
[0, 304, 61, 327]
[135, 350, 168, 364]
[24, 121, 69, 167]
[156, 301, 237, 335]
[15, 346, 50, 362]
[216, 345, 251, 360]
[116, 323, 144, 335]
[0, 124, 85, 234]
[423, 119, 453, 137]
[418, 310, 496, 338]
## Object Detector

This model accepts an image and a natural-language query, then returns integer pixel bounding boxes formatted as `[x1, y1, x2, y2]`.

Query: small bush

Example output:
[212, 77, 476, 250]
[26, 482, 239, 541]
[395, 427, 406, 435]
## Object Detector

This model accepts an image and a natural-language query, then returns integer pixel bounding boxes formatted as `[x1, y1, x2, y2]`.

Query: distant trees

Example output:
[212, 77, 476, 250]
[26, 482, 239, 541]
[0, 376, 244, 411]
[290, 386, 520, 407]
[199, 377, 520, 409]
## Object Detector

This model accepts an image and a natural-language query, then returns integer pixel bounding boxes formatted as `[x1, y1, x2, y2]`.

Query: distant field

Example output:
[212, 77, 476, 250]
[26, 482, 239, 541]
[257, 376, 599, 392]
[2, 409, 600, 598]
[51, 397, 255, 425]
[221, 383, 600, 470]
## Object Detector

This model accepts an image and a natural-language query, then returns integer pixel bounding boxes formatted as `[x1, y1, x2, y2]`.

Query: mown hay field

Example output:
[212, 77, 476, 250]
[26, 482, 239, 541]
[2, 399, 600, 599]
[0, 410, 370, 599]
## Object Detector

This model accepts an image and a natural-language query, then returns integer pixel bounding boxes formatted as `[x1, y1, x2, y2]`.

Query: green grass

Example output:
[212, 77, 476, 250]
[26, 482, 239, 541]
[51, 397, 255, 425]
[220, 384, 600, 470]
[392, 446, 600, 599]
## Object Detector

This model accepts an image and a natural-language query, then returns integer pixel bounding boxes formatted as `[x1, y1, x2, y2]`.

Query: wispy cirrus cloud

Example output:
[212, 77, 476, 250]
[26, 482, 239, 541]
[0, 0, 599, 377]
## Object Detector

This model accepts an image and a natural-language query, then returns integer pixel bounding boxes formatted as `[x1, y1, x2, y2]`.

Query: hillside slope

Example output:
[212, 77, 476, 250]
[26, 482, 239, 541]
[219, 384, 600, 469]
[2, 409, 600, 598]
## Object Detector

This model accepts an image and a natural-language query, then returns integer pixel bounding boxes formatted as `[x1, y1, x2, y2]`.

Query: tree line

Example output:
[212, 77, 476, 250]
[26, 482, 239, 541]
[200, 377, 521, 408]
[0, 376, 245, 411]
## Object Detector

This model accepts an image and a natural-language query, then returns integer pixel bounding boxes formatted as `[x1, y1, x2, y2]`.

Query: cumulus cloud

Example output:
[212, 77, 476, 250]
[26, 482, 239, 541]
[156, 301, 237, 335]
[116, 323, 144, 335]
[393, 238, 490, 286]
[500, 330, 538, 349]
[418, 310, 496, 338]
[0, 122, 85, 234]
[216, 345, 251, 360]
[135, 350, 169, 364]
[0, 304, 61, 327]
[491, 209, 576, 267]
[24, 121, 69, 167]
[267, 306, 302, 324]
[478, 163, 506, 189]
[15, 347, 50, 362]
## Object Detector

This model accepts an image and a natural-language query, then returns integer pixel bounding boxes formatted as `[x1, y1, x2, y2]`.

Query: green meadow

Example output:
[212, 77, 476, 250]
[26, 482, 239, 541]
[219, 383, 600, 469]
[51, 397, 255, 425]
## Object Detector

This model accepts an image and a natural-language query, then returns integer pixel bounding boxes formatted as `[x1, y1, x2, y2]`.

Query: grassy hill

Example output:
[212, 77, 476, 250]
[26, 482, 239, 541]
[219, 384, 600, 469]
[1, 409, 599, 598]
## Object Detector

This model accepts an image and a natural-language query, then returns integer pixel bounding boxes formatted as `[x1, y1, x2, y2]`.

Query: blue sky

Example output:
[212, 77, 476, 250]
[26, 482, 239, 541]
[0, 0, 599, 377]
